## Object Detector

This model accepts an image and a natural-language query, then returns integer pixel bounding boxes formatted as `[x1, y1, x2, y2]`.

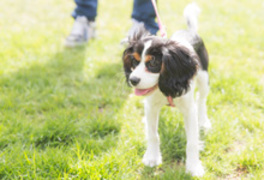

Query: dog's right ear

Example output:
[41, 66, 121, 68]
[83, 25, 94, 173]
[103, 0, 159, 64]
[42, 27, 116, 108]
[122, 47, 134, 84]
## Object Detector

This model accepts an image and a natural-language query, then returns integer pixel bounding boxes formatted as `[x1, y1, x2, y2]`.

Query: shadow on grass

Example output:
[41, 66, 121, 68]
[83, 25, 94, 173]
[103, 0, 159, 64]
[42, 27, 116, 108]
[0, 46, 193, 179]
[0, 46, 130, 154]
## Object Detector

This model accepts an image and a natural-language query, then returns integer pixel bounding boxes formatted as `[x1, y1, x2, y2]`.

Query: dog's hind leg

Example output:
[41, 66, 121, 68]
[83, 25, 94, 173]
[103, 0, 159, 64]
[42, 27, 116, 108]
[196, 70, 211, 130]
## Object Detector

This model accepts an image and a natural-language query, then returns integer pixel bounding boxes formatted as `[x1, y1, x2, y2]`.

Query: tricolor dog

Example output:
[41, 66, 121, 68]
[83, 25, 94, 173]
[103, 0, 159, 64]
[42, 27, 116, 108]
[122, 3, 211, 176]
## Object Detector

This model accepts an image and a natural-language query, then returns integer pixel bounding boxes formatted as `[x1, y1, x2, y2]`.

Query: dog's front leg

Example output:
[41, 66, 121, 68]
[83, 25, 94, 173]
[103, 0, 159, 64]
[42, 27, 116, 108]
[179, 95, 205, 177]
[142, 98, 162, 167]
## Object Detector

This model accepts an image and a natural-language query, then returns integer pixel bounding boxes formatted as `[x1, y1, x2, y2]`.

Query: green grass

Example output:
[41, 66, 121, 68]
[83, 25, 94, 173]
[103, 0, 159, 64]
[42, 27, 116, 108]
[0, 0, 264, 179]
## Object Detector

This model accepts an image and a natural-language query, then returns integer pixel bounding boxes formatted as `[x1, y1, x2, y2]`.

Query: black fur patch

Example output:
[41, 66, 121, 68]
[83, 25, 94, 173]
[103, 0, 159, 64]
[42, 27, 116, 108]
[193, 38, 209, 71]
[158, 41, 198, 98]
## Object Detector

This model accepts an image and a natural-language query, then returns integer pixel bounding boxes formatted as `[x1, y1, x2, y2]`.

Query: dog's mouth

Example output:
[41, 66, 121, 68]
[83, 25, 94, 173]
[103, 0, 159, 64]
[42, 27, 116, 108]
[134, 85, 158, 96]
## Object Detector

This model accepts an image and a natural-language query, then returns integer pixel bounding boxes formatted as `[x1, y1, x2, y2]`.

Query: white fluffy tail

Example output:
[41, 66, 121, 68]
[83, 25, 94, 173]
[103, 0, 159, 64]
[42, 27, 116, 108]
[184, 3, 201, 32]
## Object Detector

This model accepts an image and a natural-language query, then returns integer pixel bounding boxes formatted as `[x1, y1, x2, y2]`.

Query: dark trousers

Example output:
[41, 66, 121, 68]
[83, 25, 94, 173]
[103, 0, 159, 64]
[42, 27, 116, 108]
[72, 0, 159, 34]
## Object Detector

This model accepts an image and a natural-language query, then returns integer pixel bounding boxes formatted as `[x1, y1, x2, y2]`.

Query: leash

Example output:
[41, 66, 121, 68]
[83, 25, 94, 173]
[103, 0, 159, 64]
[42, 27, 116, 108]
[151, 0, 167, 38]
[151, 0, 175, 107]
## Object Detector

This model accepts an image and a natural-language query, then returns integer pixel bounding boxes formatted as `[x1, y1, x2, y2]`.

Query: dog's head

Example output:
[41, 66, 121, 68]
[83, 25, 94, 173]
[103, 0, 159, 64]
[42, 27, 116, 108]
[122, 28, 198, 98]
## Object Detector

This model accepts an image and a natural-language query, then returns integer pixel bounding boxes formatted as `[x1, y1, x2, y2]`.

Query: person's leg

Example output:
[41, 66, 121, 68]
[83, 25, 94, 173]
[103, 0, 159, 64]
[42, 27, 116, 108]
[72, 0, 98, 21]
[132, 0, 159, 35]
[65, 0, 97, 47]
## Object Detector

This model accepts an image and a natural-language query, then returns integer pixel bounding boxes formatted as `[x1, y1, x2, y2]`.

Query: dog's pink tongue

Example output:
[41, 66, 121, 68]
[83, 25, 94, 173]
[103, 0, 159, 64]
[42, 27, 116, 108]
[135, 88, 151, 96]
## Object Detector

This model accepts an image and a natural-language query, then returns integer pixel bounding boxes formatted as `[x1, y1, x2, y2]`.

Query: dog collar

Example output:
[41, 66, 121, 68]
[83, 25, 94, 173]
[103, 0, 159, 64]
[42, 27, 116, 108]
[167, 96, 175, 107]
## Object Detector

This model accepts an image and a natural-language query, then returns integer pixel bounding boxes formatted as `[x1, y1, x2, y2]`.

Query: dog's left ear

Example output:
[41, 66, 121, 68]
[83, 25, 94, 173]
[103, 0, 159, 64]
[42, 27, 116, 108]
[159, 41, 198, 98]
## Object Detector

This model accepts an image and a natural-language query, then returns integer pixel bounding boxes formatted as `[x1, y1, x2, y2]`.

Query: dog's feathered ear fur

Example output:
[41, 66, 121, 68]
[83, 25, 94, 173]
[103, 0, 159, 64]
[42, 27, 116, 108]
[122, 47, 133, 84]
[158, 41, 198, 98]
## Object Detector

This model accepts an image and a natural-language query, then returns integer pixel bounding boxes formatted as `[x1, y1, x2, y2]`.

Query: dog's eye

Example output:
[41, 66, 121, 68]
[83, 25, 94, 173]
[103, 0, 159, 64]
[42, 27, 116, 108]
[146, 56, 161, 73]
[149, 56, 160, 67]
[130, 55, 139, 68]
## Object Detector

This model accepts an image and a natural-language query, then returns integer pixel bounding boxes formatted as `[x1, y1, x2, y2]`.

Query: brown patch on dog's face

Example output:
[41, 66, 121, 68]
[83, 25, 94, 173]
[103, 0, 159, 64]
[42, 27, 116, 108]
[144, 55, 154, 63]
[133, 52, 141, 62]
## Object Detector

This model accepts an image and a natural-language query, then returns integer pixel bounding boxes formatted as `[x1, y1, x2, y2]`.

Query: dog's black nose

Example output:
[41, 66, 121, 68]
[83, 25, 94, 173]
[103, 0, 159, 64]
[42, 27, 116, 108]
[129, 76, 140, 86]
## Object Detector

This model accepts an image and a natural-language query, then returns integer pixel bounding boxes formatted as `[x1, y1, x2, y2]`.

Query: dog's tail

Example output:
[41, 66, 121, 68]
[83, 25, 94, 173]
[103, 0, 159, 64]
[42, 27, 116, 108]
[184, 3, 201, 33]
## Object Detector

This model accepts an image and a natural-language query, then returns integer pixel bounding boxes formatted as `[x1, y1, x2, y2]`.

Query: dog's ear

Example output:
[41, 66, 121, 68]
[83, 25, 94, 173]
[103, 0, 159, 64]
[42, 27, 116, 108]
[158, 41, 198, 98]
[122, 47, 133, 85]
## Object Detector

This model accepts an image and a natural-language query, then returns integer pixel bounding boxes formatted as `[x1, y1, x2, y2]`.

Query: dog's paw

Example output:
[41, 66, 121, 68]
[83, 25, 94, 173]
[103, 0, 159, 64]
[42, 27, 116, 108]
[186, 161, 205, 177]
[142, 150, 162, 167]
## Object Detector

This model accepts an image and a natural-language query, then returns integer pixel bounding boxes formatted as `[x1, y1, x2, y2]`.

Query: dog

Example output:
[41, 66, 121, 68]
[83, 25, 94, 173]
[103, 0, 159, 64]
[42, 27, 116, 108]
[122, 3, 211, 177]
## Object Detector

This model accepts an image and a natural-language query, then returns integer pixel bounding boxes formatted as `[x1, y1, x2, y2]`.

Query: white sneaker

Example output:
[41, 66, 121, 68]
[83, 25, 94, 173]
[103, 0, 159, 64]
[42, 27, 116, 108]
[65, 16, 96, 47]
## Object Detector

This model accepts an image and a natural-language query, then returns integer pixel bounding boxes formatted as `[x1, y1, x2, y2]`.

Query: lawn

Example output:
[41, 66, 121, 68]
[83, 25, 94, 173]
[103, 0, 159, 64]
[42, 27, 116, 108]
[0, 0, 264, 179]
